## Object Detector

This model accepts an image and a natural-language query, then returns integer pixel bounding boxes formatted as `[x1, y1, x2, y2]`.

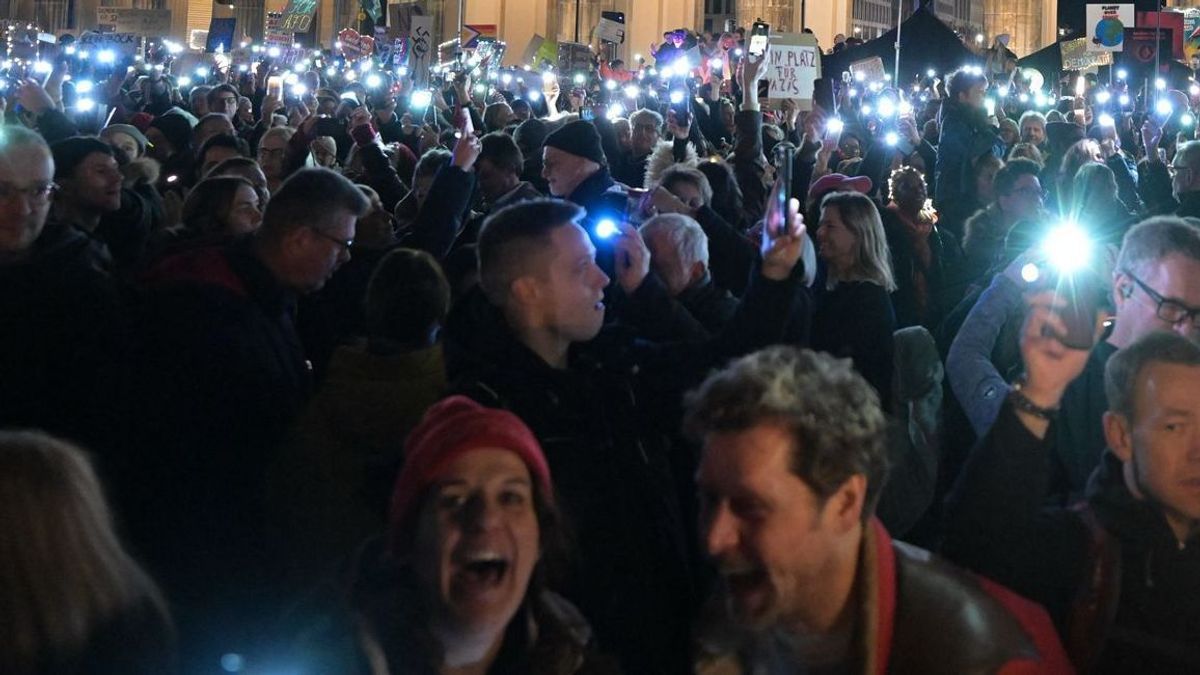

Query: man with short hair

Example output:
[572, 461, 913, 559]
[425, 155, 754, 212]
[0, 126, 121, 440]
[945, 325, 1200, 673]
[961, 157, 1046, 281]
[689, 346, 1071, 673]
[206, 83, 239, 120]
[450, 197, 805, 673]
[189, 85, 212, 117]
[934, 67, 1004, 237]
[1019, 110, 1047, 149]
[457, 132, 541, 248]
[611, 108, 662, 186]
[193, 112, 236, 152]
[634, 213, 737, 335]
[1168, 139, 1200, 218]
[196, 133, 248, 180]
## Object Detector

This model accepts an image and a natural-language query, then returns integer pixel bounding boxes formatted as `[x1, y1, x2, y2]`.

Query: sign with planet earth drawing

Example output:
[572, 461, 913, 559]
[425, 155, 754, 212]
[1087, 4, 1135, 53]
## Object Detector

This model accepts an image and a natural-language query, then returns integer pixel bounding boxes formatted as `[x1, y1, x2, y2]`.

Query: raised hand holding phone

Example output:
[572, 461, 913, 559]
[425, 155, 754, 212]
[613, 221, 652, 293]
[761, 195, 805, 281]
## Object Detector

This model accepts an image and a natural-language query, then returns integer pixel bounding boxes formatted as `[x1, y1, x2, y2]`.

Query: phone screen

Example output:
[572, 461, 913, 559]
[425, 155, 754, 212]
[749, 22, 769, 57]
[767, 144, 793, 238]
[266, 75, 284, 100]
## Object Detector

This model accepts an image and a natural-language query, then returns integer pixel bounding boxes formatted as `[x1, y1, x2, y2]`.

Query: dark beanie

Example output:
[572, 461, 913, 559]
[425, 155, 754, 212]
[150, 113, 194, 153]
[50, 136, 114, 180]
[543, 120, 607, 166]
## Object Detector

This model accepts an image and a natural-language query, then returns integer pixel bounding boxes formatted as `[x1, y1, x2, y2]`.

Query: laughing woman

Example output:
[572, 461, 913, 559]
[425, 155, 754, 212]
[285, 396, 617, 675]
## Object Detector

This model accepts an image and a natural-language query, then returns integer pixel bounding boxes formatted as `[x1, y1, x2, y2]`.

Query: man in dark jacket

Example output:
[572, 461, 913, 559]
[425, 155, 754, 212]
[690, 347, 1071, 673]
[541, 119, 628, 226]
[945, 324, 1200, 674]
[934, 67, 1004, 237]
[0, 126, 121, 443]
[445, 198, 805, 674]
[456, 131, 542, 248]
[121, 168, 369, 672]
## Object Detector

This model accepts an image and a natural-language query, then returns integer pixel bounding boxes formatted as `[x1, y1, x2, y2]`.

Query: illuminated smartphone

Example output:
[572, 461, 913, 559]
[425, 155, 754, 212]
[266, 75, 284, 100]
[749, 21, 769, 57]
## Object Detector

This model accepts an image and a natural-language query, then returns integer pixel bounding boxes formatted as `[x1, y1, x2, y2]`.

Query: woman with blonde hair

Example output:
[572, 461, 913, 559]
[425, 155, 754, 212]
[0, 431, 175, 673]
[811, 191, 898, 408]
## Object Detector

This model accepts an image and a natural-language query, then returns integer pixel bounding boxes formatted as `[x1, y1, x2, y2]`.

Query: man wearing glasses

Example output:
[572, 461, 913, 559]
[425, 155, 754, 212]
[125, 167, 369, 669]
[0, 126, 121, 440]
[1049, 217, 1200, 500]
[1168, 140, 1200, 219]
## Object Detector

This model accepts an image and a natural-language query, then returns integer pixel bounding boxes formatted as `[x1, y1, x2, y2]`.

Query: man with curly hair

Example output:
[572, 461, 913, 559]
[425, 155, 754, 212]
[687, 346, 1071, 673]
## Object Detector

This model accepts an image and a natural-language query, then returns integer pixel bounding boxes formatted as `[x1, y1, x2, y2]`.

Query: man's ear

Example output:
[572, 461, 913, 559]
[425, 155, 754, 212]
[826, 474, 867, 534]
[510, 274, 541, 307]
[1103, 410, 1134, 464]
[689, 261, 707, 286]
[1112, 270, 1134, 311]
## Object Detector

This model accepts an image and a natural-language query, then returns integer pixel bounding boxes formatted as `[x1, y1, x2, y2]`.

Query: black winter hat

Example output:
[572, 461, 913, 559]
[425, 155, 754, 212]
[150, 112, 194, 153]
[50, 136, 114, 180]
[543, 120, 607, 166]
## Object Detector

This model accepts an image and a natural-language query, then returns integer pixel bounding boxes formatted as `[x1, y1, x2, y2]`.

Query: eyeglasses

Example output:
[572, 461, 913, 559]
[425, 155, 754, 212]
[307, 226, 353, 253]
[0, 181, 58, 204]
[216, 96, 238, 105]
[1123, 268, 1200, 330]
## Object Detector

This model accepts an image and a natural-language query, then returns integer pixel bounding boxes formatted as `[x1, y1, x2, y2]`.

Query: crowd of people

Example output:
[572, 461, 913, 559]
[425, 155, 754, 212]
[1, 13, 1199, 675]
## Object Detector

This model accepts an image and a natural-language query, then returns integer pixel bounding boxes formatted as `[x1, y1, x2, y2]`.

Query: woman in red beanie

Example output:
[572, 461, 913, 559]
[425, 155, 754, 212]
[280, 395, 618, 675]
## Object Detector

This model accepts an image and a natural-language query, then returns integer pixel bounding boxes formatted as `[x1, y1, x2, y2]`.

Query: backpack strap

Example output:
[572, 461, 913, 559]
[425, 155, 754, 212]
[1065, 502, 1123, 673]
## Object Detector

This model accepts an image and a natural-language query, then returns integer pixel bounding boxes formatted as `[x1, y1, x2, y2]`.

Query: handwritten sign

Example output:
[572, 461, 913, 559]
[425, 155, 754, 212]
[1060, 37, 1112, 71]
[280, 0, 317, 34]
[96, 8, 171, 36]
[263, 12, 289, 46]
[410, 15, 433, 88]
[78, 31, 140, 57]
[597, 12, 625, 44]
[338, 28, 375, 60]
[848, 56, 885, 83]
[767, 33, 820, 109]
[1086, 4, 1135, 53]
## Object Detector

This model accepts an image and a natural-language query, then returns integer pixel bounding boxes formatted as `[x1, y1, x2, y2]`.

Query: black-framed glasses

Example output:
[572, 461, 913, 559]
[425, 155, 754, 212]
[307, 226, 353, 253]
[1124, 268, 1200, 329]
[0, 181, 58, 204]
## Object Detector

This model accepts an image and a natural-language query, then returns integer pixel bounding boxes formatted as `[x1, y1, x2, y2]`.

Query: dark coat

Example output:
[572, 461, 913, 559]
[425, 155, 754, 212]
[934, 100, 1003, 236]
[810, 280, 897, 411]
[0, 222, 121, 442]
[443, 266, 800, 674]
[880, 206, 965, 331]
[944, 400, 1200, 674]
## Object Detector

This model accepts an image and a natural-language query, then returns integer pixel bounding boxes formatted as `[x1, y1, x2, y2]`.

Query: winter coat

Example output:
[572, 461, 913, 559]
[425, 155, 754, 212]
[810, 280, 897, 411]
[945, 400, 1200, 674]
[0, 222, 121, 442]
[696, 519, 1073, 675]
[881, 205, 966, 330]
[934, 100, 1004, 237]
[457, 180, 544, 251]
[269, 343, 446, 591]
[393, 164, 477, 260]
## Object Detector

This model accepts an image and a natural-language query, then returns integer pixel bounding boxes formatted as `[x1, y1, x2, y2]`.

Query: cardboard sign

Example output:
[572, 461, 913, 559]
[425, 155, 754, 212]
[767, 33, 820, 108]
[280, 0, 318, 34]
[597, 11, 625, 44]
[1087, 4, 1135, 53]
[264, 12, 290, 46]
[96, 8, 171, 36]
[409, 15, 433, 88]
[557, 41, 593, 73]
[1136, 11, 1185, 60]
[206, 18, 236, 53]
[78, 31, 140, 57]
[338, 28, 375, 60]
[848, 56, 886, 82]
[1061, 37, 1113, 70]
[1185, 10, 1200, 62]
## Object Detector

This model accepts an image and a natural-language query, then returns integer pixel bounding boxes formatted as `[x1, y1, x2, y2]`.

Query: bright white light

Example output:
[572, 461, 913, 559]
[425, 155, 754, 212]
[359, 60, 373, 72]
[1021, 263, 1040, 283]
[604, 79, 617, 91]
[868, 81, 882, 93]
[1042, 222, 1091, 274]
[1119, 94, 1130, 106]
[606, 103, 624, 120]
[410, 90, 432, 109]
[542, 71, 556, 83]
[267, 46, 281, 58]
[877, 98, 896, 118]
[1034, 92, 1047, 107]
[595, 219, 619, 239]
[1183, 113, 1196, 126]
[898, 100, 913, 115]
[75, 80, 94, 94]
[178, 76, 192, 87]
[848, 88, 858, 97]
[397, 66, 409, 77]
[975, 33, 984, 43]
[527, 90, 541, 101]
[97, 50, 116, 65]
[1157, 99, 1173, 116]
[573, 73, 585, 85]
[326, 66, 336, 76]
[985, 98, 995, 115]
[195, 67, 209, 77]
[1095, 90, 1110, 104]
[826, 118, 844, 134]
[1099, 113, 1115, 127]
[623, 85, 639, 99]
[284, 73, 298, 85]
[733, 48, 743, 57]
[366, 73, 382, 88]
[501, 73, 513, 85]
[669, 89, 685, 104]
[1019, 93, 1029, 103]
[885, 131, 899, 146]
[238, 64, 248, 73]
[1191, 83, 1200, 97]
[76, 98, 95, 112]
[1155, 78, 1166, 91]
[647, 88, 658, 97]
[1117, 69, 1127, 80]
[709, 57, 723, 69]
[854, 71, 866, 82]
[998, 86, 1009, 97]
[65, 46, 76, 55]
[344, 70, 356, 81]
[861, 104, 872, 116]
[926, 68, 935, 78]
[473, 83, 485, 94]
[165, 41, 183, 55]
[634, 53, 644, 62]
[291, 83, 308, 96]
[292, 63, 306, 73]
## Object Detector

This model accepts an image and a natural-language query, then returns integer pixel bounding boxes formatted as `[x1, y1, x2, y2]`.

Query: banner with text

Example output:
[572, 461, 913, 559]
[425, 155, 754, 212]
[767, 33, 821, 109]
[1087, 4, 1135, 53]
[96, 8, 171, 36]
[409, 15, 433, 88]
[78, 31, 140, 57]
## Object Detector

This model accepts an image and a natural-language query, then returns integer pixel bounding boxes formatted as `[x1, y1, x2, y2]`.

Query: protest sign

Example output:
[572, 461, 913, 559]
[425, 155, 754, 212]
[264, 12, 290, 46]
[206, 18, 236, 53]
[409, 15, 433, 87]
[280, 0, 318, 34]
[597, 11, 625, 44]
[78, 31, 140, 58]
[767, 33, 820, 109]
[96, 8, 171, 36]
[1061, 37, 1113, 70]
[1135, 11, 1184, 60]
[338, 28, 375, 60]
[849, 56, 886, 83]
[1087, 4, 1135, 53]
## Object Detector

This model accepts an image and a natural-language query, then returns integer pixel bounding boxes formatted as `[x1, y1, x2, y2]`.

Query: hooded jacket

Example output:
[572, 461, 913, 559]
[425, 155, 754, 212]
[944, 400, 1200, 674]
[934, 99, 1004, 236]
